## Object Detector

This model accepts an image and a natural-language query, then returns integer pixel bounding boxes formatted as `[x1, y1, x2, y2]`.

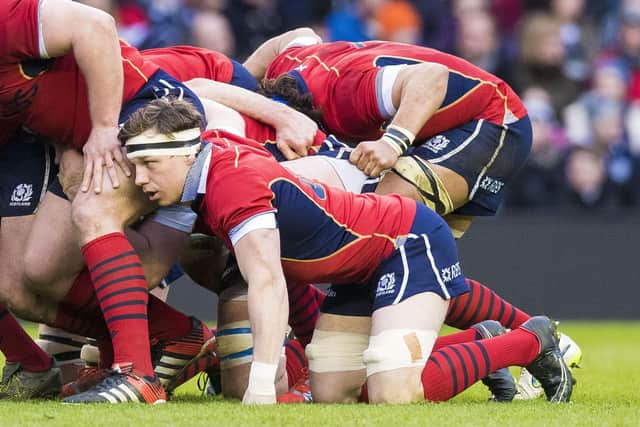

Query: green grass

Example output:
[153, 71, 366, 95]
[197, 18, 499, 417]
[1, 322, 639, 427]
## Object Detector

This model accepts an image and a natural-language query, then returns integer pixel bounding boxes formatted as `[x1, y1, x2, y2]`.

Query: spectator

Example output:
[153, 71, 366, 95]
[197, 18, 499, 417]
[325, 0, 386, 42]
[515, 12, 582, 115]
[562, 146, 611, 209]
[550, 0, 600, 83]
[191, 10, 235, 56]
[375, 0, 422, 44]
[455, 11, 516, 84]
[505, 87, 567, 209]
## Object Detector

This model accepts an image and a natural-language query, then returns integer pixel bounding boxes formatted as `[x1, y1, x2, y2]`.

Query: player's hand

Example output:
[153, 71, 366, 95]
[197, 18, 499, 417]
[349, 139, 400, 177]
[81, 126, 132, 194]
[242, 389, 277, 405]
[274, 109, 318, 160]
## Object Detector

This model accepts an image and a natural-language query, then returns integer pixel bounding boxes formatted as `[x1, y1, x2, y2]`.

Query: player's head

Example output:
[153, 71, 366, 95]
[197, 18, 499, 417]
[119, 97, 204, 206]
[259, 74, 323, 123]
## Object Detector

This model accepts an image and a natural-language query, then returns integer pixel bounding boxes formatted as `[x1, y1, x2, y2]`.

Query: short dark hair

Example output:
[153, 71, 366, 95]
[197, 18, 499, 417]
[259, 74, 323, 124]
[118, 97, 203, 143]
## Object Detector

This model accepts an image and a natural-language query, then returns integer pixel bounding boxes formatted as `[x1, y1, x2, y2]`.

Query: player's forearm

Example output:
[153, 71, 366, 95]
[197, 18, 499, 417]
[244, 27, 321, 79]
[72, 13, 123, 129]
[187, 79, 298, 130]
[243, 38, 280, 80]
[391, 63, 449, 137]
[248, 275, 288, 366]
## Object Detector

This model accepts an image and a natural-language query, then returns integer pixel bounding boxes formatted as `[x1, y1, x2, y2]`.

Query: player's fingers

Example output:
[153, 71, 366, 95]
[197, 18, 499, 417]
[277, 141, 300, 160]
[349, 147, 362, 165]
[104, 155, 120, 189]
[113, 148, 131, 176]
[292, 141, 309, 158]
[80, 158, 93, 193]
[93, 159, 104, 194]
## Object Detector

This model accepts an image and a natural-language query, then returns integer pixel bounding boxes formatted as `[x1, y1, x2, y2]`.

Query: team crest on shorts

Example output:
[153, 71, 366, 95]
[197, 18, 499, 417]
[441, 262, 462, 283]
[9, 183, 33, 207]
[424, 135, 450, 154]
[376, 272, 396, 297]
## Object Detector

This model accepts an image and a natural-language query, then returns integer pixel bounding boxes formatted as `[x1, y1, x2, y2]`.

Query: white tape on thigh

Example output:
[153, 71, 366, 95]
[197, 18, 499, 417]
[363, 329, 437, 376]
[306, 329, 369, 373]
[217, 320, 253, 370]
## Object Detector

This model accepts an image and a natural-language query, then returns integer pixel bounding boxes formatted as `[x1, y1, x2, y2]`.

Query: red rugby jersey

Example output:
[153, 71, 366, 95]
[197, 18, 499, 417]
[194, 132, 416, 285]
[265, 41, 527, 142]
[0, 0, 158, 148]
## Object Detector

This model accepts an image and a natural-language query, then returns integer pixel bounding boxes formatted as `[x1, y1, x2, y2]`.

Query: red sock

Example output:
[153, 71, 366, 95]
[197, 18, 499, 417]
[284, 339, 308, 388]
[422, 328, 540, 401]
[288, 283, 320, 348]
[312, 286, 326, 308]
[446, 279, 531, 330]
[147, 295, 191, 341]
[0, 305, 52, 372]
[82, 232, 152, 376]
[433, 328, 481, 351]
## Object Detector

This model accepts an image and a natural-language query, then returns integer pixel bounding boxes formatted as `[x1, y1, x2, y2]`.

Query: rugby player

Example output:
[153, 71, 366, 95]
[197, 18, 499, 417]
[243, 29, 581, 397]
[120, 97, 573, 405]
[0, 0, 319, 402]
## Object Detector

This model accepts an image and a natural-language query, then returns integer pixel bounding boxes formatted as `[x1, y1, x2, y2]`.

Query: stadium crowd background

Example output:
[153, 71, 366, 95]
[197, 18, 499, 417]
[79, 0, 640, 214]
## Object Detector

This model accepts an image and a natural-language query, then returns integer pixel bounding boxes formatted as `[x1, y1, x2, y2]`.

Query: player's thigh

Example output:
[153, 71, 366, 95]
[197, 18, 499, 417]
[409, 118, 532, 217]
[0, 135, 64, 312]
[307, 285, 372, 403]
[22, 190, 83, 299]
[363, 210, 469, 403]
[71, 162, 155, 243]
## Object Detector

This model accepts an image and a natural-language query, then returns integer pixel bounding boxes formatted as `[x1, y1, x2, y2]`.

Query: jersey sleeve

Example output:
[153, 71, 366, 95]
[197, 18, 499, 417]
[204, 147, 278, 242]
[1, 0, 46, 59]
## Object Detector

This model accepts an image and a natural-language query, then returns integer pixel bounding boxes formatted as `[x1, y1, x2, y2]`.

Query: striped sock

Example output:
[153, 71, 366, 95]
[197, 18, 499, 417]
[147, 295, 191, 341]
[288, 284, 321, 348]
[0, 304, 52, 372]
[422, 328, 539, 401]
[446, 278, 531, 330]
[81, 232, 153, 376]
[433, 328, 482, 351]
[36, 326, 85, 364]
[285, 339, 308, 388]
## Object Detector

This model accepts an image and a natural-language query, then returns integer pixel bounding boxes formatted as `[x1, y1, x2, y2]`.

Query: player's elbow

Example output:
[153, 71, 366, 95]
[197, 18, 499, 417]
[77, 6, 117, 41]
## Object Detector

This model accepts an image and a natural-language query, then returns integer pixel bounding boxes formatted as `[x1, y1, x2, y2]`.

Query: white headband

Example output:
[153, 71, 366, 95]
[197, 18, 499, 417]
[125, 128, 202, 159]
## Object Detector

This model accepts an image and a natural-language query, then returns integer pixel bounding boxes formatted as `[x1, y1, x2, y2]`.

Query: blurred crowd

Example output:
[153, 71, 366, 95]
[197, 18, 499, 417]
[80, 0, 640, 213]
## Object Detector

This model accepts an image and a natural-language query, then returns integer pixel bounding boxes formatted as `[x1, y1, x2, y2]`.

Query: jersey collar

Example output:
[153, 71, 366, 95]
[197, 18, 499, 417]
[181, 142, 212, 203]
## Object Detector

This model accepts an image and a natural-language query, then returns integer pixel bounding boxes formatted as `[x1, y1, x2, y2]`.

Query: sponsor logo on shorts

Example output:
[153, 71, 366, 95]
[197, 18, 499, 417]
[479, 176, 504, 194]
[9, 183, 34, 207]
[424, 135, 450, 153]
[441, 262, 462, 283]
[376, 272, 396, 297]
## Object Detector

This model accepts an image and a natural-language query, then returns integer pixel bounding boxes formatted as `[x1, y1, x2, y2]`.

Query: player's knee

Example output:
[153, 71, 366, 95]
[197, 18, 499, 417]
[367, 373, 424, 404]
[363, 329, 436, 376]
[306, 329, 368, 403]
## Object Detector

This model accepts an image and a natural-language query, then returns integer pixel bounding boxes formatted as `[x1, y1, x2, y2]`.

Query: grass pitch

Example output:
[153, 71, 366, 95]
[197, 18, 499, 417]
[1, 321, 639, 427]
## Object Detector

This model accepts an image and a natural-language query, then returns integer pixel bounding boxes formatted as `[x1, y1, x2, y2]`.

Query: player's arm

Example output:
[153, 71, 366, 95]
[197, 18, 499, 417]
[243, 27, 322, 80]
[187, 78, 317, 159]
[234, 226, 288, 405]
[40, 0, 128, 193]
[350, 62, 449, 177]
[200, 98, 246, 136]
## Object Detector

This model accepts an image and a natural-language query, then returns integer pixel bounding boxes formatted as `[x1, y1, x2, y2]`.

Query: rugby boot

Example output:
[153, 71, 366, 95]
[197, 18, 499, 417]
[63, 363, 166, 404]
[151, 317, 217, 395]
[471, 320, 517, 402]
[515, 330, 582, 400]
[0, 360, 62, 400]
[277, 367, 312, 404]
[520, 316, 573, 402]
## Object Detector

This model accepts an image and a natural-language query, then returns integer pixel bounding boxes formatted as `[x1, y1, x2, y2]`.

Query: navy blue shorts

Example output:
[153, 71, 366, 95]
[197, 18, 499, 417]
[321, 203, 469, 316]
[119, 69, 207, 127]
[0, 130, 58, 217]
[410, 117, 532, 216]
